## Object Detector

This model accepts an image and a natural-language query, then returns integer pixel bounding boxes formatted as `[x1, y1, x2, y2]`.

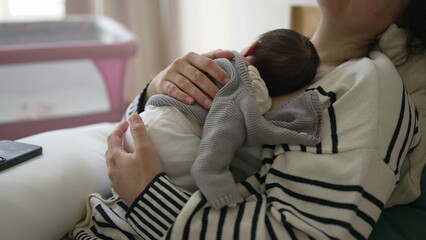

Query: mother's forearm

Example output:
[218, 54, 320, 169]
[125, 173, 191, 239]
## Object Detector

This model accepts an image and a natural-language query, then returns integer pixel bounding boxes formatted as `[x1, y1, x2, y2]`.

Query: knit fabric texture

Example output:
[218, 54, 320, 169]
[247, 65, 272, 114]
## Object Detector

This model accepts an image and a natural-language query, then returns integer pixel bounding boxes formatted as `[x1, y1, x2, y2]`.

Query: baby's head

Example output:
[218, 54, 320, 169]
[243, 29, 320, 96]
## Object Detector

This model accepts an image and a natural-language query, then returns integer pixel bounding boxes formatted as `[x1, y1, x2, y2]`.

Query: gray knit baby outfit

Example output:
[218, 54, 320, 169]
[147, 52, 322, 209]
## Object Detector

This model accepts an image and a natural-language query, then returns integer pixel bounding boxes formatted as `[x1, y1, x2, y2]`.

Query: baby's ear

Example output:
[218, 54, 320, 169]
[241, 41, 260, 57]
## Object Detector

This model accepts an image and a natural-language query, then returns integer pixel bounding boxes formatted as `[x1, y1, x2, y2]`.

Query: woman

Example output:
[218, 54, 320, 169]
[74, 0, 425, 239]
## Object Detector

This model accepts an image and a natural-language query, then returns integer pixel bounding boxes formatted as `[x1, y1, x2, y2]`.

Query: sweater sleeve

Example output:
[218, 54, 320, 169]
[125, 173, 190, 239]
[191, 100, 246, 209]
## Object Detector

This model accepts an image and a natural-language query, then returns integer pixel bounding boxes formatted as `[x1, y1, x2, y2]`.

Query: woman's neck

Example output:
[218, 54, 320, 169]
[310, 20, 375, 74]
[270, 86, 311, 110]
[271, 20, 378, 109]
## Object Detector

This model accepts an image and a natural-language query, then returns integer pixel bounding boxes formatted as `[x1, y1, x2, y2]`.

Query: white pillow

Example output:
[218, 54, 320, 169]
[0, 122, 116, 240]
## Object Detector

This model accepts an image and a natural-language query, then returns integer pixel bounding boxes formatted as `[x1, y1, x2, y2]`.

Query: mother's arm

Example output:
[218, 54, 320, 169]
[112, 114, 291, 238]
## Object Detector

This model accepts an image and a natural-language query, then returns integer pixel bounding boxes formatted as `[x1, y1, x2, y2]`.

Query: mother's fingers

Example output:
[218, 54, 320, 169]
[163, 55, 219, 109]
[106, 121, 129, 166]
[186, 51, 231, 86]
[202, 49, 235, 61]
[129, 114, 149, 148]
[202, 49, 234, 84]
[148, 50, 234, 109]
[173, 51, 232, 108]
[107, 121, 129, 149]
[180, 63, 220, 100]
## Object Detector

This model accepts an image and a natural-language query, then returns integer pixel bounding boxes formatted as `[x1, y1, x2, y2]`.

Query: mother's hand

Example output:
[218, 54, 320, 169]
[146, 49, 234, 109]
[105, 114, 164, 205]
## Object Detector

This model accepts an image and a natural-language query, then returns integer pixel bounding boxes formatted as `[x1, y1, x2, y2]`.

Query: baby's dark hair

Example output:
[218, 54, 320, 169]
[251, 29, 320, 96]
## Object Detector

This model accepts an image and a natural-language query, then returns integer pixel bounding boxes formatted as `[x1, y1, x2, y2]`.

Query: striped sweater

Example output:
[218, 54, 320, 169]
[69, 51, 420, 240]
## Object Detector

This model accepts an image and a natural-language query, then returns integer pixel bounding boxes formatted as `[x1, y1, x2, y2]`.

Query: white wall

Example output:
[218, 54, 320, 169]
[172, 0, 318, 60]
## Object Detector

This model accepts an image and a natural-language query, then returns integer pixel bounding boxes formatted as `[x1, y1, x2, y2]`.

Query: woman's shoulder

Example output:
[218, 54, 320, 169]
[310, 51, 404, 102]
[315, 52, 399, 87]
[305, 52, 409, 153]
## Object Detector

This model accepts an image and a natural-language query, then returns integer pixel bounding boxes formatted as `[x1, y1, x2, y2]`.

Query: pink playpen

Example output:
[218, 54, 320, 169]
[0, 15, 137, 140]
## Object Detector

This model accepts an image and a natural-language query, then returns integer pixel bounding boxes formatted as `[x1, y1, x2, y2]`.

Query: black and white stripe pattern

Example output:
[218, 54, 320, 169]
[122, 84, 149, 122]
[383, 88, 420, 180]
[282, 87, 338, 155]
[315, 87, 338, 154]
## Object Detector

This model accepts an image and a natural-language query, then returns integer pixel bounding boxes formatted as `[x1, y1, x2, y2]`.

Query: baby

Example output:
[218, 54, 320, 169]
[123, 28, 321, 209]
